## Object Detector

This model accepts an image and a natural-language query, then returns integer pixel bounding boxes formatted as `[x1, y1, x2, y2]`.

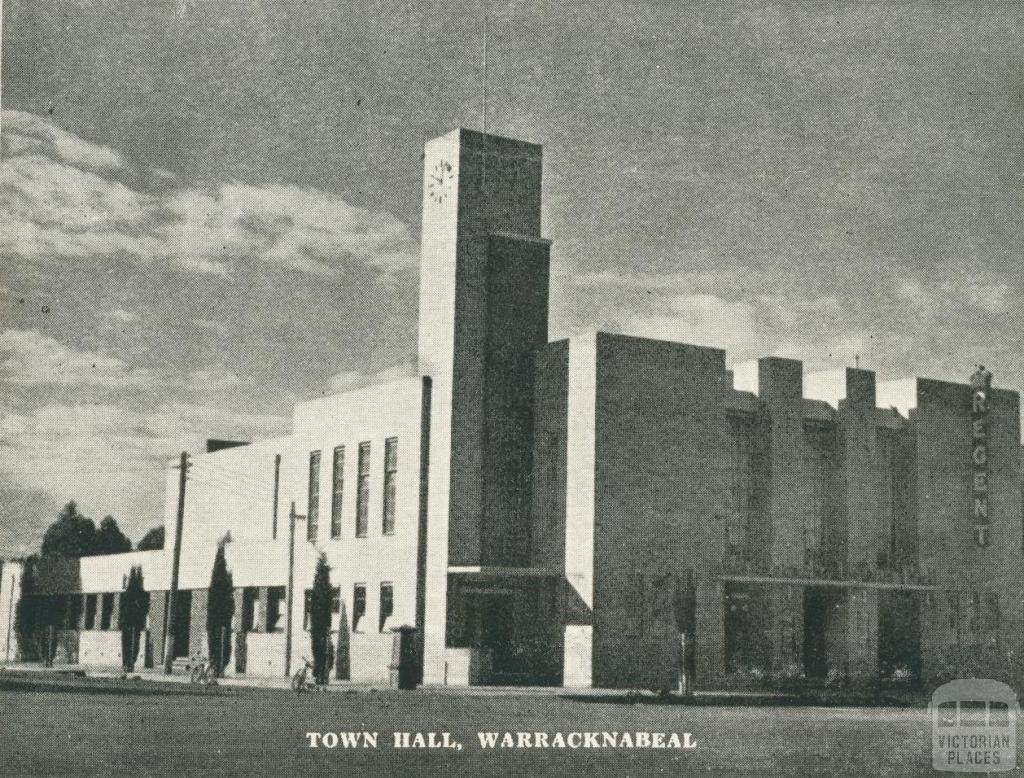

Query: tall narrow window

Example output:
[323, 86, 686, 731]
[307, 450, 321, 542]
[352, 584, 367, 632]
[379, 583, 394, 632]
[266, 587, 285, 633]
[947, 591, 960, 640]
[330, 586, 341, 631]
[985, 593, 1000, 646]
[241, 588, 257, 632]
[383, 438, 398, 535]
[970, 591, 982, 636]
[356, 442, 370, 538]
[100, 593, 114, 630]
[331, 446, 345, 539]
[84, 594, 97, 630]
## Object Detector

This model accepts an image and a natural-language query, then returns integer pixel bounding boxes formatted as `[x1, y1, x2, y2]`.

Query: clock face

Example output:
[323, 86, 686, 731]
[427, 159, 455, 204]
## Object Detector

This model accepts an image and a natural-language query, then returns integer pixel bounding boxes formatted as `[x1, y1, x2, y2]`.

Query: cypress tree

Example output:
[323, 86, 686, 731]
[120, 566, 148, 672]
[309, 553, 332, 685]
[14, 558, 37, 661]
[206, 543, 234, 677]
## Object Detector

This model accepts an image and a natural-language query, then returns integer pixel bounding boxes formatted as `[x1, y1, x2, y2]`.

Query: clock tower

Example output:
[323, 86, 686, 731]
[416, 129, 551, 684]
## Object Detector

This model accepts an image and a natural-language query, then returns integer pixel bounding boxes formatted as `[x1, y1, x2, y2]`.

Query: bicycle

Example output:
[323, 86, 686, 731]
[189, 658, 218, 686]
[291, 657, 322, 693]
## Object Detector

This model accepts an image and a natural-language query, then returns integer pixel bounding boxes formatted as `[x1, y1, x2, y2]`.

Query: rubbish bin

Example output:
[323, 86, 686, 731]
[389, 625, 419, 690]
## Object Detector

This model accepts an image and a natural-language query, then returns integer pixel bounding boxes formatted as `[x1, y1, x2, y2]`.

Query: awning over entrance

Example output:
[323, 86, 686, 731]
[448, 566, 561, 578]
[720, 573, 937, 591]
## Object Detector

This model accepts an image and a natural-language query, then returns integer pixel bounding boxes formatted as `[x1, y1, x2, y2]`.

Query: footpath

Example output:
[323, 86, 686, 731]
[0, 661, 806, 705]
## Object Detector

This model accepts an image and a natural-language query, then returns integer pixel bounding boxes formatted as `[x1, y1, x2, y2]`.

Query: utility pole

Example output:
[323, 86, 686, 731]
[284, 501, 305, 677]
[163, 452, 190, 674]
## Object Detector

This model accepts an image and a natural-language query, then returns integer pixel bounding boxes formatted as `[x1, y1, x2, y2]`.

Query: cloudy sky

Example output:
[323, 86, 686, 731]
[2, 1, 1022, 556]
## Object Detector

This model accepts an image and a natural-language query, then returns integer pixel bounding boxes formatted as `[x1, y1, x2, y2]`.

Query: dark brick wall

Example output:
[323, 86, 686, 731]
[481, 235, 550, 566]
[590, 334, 729, 689]
[530, 340, 569, 571]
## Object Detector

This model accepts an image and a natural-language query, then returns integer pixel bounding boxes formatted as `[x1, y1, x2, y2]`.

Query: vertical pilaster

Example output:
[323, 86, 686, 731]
[190, 590, 208, 657]
[109, 593, 121, 631]
[846, 587, 879, 681]
[759, 358, 805, 571]
[696, 578, 725, 685]
[839, 368, 882, 576]
[149, 591, 167, 666]
[769, 585, 804, 675]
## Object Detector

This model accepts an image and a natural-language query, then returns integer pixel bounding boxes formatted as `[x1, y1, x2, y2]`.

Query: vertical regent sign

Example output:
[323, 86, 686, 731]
[970, 367, 992, 547]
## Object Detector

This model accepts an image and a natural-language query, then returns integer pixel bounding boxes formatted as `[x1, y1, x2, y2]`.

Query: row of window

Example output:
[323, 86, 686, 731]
[38, 585, 399, 637]
[40, 592, 139, 632]
[302, 582, 394, 634]
[304, 438, 398, 543]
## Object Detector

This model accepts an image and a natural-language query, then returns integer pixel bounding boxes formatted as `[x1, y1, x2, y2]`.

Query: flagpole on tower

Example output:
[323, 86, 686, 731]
[482, 14, 488, 136]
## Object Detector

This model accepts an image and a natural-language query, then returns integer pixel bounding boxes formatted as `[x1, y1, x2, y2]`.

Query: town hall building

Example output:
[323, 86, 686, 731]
[2, 128, 1022, 690]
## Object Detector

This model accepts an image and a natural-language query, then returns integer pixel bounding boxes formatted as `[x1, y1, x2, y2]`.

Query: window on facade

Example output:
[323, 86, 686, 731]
[241, 587, 257, 632]
[307, 451, 321, 543]
[100, 592, 114, 630]
[985, 593, 1000, 640]
[383, 438, 398, 535]
[266, 587, 285, 633]
[352, 584, 367, 632]
[379, 583, 394, 632]
[303, 590, 312, 631]
[726, 415, 754, 552]
[332, 587, 345, 631]
[877, 428, 899, 563]
[947, 591, 960, 638]
[356, 442, 371, 538]
[802, 423, 836, 570]
[66, 594, 83, 630]
[84, 594, 97, 630]
[331, 446, 345, 539]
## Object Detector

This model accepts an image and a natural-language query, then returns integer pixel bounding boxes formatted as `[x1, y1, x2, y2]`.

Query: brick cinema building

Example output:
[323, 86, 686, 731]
[2, 128, 1022, 690]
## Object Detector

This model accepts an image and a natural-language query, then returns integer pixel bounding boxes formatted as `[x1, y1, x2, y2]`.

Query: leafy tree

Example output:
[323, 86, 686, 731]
[41, 502, 96, 558]
[137, 526, 165, 551]
[206, 542, 234, 677]
[309, 553, 333, 685]
[94, 516, 132, 555]
[120, 566, 148, 672]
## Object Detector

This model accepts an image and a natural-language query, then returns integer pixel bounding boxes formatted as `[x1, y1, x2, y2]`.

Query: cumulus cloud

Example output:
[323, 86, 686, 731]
[105, 309, 138, 324]
[1, 109, 418, 277]
[0, 328, 245, 392]
[621, 294, 762, 357]
[328, 363, 416, 394]
[0, 329, 158, 387]
[158, 183, 418, 276]
[3, 110, 125, 172]
[803, 368, 916, 415]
